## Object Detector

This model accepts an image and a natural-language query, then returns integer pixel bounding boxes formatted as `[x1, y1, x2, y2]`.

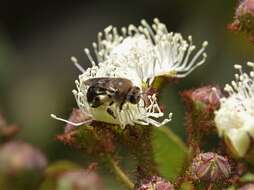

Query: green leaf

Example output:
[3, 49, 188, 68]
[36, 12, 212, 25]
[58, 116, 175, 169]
[152, 127, 188, 180]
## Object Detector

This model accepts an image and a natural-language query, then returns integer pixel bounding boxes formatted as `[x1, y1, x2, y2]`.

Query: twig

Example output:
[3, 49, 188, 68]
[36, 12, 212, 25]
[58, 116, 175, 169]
[107, 154, 135, 190]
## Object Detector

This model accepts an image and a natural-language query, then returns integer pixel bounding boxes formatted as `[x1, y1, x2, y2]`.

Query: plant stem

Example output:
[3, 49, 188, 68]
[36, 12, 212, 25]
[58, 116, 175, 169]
[157, 127, 189, 155]
[107, 154, 135, 190]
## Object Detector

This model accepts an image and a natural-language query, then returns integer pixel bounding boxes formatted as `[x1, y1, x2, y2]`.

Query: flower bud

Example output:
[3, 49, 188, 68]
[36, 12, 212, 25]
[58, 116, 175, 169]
[181, 86, 222, 151]
[39, 160, 83, 189]
[190, 152, 231, 182]
[57, 170, 105, 190]
[64, 108, 92, 133]
[0, 141, 47, 190]
[136, 176, 174, 190]
[45, 160, 81, 177]
[239, 184, 254, 190]
[181, 85, 222, 112]
[229, 0, 254, 42]
[236, 0, 254, 17]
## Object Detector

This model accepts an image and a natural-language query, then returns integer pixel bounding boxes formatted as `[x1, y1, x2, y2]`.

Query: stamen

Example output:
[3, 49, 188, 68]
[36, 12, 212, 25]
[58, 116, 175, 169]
[212, 87, 221, 100]
[121, 27, 127, 37]
[178, 41, 207, 77]
[177, 37, 194, 70]
[247, 61, 254, 68]
[71, 56, 85, 73]
[97, 32, 103, 51]
[234, 64, 242, 70]
[141, 19, 156, 41]
[177, 53, 207, 78]
[92, 42, 100, 62]
[128, 24, 138, 35]
[72, 89, 78, 95]
[50, 114, 92, 126]
[84, 48, 96, 66]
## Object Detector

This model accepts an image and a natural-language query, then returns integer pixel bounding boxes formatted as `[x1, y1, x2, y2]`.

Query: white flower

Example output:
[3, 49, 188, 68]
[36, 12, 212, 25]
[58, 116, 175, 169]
[51, 18, 208, 128]
[82, 18, 208, 86]
[214, 62, 254, 157]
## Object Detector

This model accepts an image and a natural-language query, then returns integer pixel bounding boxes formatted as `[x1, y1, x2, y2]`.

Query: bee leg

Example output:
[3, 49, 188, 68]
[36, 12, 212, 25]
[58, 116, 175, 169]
[106, 108, 116, 119]
[119, 102, 124, 111]
[109, 101, 114, 106]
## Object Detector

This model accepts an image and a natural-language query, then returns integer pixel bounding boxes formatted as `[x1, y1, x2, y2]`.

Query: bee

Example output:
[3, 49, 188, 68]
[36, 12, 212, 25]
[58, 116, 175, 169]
[84, 77, 141, 119]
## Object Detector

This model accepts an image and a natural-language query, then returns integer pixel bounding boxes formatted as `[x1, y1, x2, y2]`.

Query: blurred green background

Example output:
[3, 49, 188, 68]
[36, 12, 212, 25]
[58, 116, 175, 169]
[0, 0, 254, 188]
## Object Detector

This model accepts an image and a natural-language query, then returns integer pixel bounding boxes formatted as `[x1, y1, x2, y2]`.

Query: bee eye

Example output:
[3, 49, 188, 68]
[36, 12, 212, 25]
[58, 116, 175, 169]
[127, 87, 141, 104]
[128, 95, 137, 104]
[128, 94, 141, 104]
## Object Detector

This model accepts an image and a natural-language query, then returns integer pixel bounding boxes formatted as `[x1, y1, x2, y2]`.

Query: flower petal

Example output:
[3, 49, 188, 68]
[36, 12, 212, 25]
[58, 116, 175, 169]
[224, 128, 250, 157]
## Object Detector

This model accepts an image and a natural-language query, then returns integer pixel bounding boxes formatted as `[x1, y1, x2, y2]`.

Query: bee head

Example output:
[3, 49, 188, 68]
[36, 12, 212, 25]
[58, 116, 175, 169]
[127, 86, 141, 104]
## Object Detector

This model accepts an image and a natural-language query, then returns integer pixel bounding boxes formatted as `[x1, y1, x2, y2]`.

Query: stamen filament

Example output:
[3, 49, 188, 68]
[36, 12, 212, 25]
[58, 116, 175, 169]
[50, 114, 92, 126]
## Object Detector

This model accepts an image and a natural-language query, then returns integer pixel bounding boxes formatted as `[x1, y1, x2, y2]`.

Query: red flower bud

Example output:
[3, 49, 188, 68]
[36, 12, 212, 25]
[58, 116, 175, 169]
[0, 141, 47, 190]
[0, 141, 47, 174]
[236, 0, 254, 17]
[181, 85, 222, 112]
[229, 0, 254, 42]
[57, 170, 105, 190]
[190, 152, 231, 182]
[136, 176, 174, 190]
[65, 108, 92, 133]
[181, 86, 222, 152]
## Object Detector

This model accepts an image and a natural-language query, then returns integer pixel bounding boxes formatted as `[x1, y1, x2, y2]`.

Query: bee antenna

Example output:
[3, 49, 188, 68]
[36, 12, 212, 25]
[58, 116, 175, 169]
[141, 89, 158, 96]
[50, 114, 92, 126]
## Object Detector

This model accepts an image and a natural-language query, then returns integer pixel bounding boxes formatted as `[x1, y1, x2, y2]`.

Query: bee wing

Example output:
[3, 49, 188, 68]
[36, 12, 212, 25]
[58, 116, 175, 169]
[84, 78, 117, 94]
[84, 77, 112, 86]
